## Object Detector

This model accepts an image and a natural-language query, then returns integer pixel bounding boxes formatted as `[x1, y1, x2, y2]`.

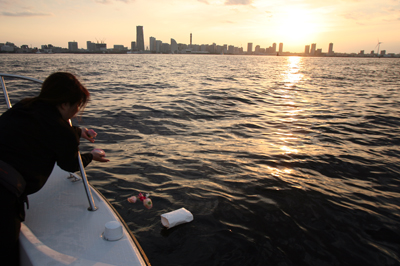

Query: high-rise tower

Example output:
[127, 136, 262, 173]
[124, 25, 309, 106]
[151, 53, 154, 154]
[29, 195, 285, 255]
[310, 43, 316, 55]
[136, 26, 144, 51]
[171, 38, 178, 53]
[328, 43, 334, 55]
[190, 33, 192, 47]
[247, 43, 253, 54]
[305, 45, 310, 55]
[279, 43, 283, 54]
[150, 36, 156, 52]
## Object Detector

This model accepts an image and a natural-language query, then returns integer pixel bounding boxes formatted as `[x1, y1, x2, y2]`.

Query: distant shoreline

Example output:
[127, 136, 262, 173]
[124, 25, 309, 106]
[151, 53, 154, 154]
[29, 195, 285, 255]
[1, 51, 399, 58]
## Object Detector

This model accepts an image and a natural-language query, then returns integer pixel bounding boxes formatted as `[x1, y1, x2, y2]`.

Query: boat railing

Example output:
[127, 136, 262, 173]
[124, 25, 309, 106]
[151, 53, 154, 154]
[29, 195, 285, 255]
[0, 73, 97, 211]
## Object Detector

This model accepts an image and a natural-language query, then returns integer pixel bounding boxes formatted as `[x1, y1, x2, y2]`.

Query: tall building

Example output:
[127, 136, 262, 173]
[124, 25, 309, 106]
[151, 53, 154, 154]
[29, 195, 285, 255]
[87, 41, 95, 52]
[305, 45, 310, 55]
[171, 38, 178, 53]
[68, 41, 78, 51]
[310, 43, 316, 55]
[247, 43, 253, 54]
[156, 40, 162, 53]
[328, 43, 334, 55]
[272, 43, 277, 53]
[131, 41, 136, 51]
[279, 43, 283, 53]
[190, 33, 192, 47]
[136, 26, 144, 51]
[150, 37, 156, 52]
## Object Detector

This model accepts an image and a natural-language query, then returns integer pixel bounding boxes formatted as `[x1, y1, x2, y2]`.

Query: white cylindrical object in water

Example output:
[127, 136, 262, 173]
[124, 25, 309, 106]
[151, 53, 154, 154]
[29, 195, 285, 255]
[103, 221, 123, 241]
[161, 208, 193, 229]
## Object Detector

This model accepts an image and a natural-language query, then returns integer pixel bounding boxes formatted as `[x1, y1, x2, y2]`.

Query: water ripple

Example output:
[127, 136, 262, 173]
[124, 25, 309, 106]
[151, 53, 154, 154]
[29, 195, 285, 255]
[2, 54, 400, 266]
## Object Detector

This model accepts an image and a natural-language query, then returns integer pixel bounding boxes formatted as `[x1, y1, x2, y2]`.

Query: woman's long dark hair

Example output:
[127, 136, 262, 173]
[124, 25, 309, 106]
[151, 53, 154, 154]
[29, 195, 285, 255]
[22, 72, 90, 111]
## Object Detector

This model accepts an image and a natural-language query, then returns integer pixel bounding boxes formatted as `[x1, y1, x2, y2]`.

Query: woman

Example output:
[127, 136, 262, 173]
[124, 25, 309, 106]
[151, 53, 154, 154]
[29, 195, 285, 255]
[0, 72, 109, 265]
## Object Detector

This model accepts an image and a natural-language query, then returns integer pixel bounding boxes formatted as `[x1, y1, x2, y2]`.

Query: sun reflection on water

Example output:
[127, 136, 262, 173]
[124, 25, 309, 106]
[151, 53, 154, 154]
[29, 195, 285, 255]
[275, 56, 306, 157]
[282, 56, 304, 86]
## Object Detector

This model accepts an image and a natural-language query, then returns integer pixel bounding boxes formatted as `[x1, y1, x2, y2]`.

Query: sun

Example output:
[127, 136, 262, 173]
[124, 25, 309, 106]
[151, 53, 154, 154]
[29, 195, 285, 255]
[274, 8, 318, 46]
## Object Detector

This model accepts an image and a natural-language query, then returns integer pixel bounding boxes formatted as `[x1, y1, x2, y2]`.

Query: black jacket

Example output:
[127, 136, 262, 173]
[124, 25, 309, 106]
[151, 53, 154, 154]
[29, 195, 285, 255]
[0, 100, 93, 195]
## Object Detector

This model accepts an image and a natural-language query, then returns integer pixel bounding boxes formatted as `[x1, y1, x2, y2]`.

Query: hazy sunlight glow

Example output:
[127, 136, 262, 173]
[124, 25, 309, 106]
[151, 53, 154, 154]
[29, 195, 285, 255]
[275, 9, 318, 46]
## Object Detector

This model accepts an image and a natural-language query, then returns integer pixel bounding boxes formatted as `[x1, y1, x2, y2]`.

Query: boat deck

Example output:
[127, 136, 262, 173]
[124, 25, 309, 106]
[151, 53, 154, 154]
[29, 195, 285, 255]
[20, 164, 149, 266]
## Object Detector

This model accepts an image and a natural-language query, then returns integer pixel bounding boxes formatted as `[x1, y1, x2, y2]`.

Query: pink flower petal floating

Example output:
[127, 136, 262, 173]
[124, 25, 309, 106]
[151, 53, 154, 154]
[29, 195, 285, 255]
[143, 198, 153, 209]
[138, 193, 146, 201]
[128, 193, 153, 209]
[87, 129, 97, 138]
[93, 148, 105, 156]
[127, 196, 137, 203]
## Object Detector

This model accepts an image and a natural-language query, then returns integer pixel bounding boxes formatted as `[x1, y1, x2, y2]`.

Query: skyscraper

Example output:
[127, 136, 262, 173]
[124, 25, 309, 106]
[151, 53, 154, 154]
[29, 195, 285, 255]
[279, 43, 283, 54]
[272, 43, 277, 53]
[310, 43, 316, 55]
[150, 37, 156, 52]
[136, 26, 144, 51]
[328, 43, 334, 55]
[171, 38, 178, 53]
[305, 45, 310, 55]
[156, 40, 162, 53]
[247, 43, 253, 54]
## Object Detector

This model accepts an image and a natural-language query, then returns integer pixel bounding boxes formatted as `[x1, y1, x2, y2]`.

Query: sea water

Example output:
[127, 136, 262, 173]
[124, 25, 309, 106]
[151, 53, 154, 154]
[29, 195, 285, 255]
[1, 54, 400, 266]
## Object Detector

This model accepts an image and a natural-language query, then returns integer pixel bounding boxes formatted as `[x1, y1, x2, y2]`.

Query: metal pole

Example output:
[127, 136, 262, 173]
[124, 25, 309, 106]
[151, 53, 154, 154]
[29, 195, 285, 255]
[1, 76, 12, 109]
[69, 125, 98, 211]
[72, 125, 98, 211]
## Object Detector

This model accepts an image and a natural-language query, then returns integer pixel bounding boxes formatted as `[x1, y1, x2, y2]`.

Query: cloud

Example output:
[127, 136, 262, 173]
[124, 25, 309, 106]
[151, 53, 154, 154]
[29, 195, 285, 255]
[197, 0, 209, 4]
[225, 0, 253, 5]
[1, 11, 52, 17]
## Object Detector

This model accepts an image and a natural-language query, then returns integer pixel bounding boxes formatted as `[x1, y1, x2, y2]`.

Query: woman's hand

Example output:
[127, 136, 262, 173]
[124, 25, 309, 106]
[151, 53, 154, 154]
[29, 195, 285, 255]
[81, 128, 97, 143]
[91, 149, 110, 162]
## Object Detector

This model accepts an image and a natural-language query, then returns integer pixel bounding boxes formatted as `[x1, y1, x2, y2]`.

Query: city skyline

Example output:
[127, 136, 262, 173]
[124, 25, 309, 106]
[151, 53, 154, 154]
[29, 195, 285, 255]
[1, 0, 400, 54]
[0, 25, 397, 56]
[2, 36, 398, 57]
[0, 23, 395, 56]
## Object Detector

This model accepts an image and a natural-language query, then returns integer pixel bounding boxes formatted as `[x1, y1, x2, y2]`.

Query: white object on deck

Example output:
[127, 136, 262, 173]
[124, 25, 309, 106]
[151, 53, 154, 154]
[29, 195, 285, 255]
[19, 164, 150, 266]
[161, 208, 193, 229]
[103, 221, 123, 241]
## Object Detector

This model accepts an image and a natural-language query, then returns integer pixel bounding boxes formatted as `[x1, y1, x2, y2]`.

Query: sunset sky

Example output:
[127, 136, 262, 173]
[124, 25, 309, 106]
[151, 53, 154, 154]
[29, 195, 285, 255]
[1, 0, 400, 53]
